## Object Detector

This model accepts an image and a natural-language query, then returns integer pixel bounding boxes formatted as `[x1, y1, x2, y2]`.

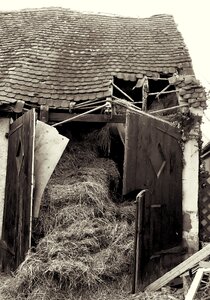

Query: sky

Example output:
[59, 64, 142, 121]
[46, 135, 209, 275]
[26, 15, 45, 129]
[0, 0, 210, 141]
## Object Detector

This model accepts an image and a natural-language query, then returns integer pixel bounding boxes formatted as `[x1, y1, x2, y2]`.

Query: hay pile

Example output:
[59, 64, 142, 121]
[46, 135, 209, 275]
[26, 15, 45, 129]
[3, 128, 135, 300]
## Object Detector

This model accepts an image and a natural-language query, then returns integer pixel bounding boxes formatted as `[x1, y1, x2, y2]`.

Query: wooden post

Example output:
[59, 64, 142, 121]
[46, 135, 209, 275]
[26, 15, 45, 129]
[39, 105, 49, 123]
[185, 268, 210, 300]
[133, 190, 148, 293]
[142, 77, 149, 111]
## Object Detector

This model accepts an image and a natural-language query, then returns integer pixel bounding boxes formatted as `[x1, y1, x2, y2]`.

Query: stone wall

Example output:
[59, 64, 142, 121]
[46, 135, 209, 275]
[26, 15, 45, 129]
[169, 75, 207, 109]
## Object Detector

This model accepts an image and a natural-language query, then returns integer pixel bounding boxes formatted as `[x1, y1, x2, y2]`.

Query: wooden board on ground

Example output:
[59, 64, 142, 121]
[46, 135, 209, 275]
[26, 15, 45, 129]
[185, 268, 210, 300]
[145, 243, 210, 291]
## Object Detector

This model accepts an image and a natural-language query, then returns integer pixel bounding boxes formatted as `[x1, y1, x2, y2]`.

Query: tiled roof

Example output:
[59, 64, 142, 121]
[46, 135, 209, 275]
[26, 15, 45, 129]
[0, 8, 193, 108]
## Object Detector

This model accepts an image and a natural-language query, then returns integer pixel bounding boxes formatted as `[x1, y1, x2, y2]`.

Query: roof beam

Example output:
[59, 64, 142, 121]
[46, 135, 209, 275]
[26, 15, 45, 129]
[49, 112, 126, 124]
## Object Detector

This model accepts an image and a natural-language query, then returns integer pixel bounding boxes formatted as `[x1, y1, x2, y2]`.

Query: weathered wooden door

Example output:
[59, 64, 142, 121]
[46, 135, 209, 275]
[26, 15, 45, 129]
[123, 110, 183, 290]
[2, 109, 36, 271]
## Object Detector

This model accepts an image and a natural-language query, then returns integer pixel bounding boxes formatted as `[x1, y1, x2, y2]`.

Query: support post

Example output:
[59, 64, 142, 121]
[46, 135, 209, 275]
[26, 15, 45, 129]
[132, 189, 149, 293]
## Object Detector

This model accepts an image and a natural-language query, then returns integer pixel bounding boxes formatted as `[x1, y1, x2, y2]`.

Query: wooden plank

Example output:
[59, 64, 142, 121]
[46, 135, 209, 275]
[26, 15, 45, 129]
[134, 114, 150, 191]
[123, 108, 183, 290]
[145, 244, 210, 291]
[185, 268, 204, 300]
[150, 204, 162, 253]
[2, 109, 36, 270]
[148, 90, 178, 96]
[150, 103, 189, 115]
[123, 111, 139, 195]
[8, 123, 23, 136]
[112, 82, 134, 102]
[133, 191, 145, 293]
[39, 105, 49, 123]
[155, 125, 181, 140]
[49, 112, 126, 123]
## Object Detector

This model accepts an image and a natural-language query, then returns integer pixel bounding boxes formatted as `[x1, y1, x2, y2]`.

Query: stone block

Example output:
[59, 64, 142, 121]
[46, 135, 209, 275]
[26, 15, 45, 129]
[184, 85, 195, 91]
[191, 102, 200, 108]
[193, 92, 199, 98]
[184, 76, 193, 84]
[179, 88, 186, 96]
[200, 101, 207, 108]
[188, 98, 197, 104]
[183, 93, 192, 99]
[194, 87, 204, 93]
[179, 98, 188, 104]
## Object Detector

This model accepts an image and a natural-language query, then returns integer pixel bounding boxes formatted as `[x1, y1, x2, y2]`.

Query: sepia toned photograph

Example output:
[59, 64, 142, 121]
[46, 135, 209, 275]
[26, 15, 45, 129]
[0, 1, 209, 299]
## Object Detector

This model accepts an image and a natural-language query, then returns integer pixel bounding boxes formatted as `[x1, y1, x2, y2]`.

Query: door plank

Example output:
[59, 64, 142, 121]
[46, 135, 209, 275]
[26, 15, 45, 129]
[123, 109, 183, 290]
[2, 109, 36, 270]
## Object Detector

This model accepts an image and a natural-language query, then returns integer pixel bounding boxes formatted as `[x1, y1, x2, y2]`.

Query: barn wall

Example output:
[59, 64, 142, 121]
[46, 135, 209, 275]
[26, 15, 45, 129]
[182, 138, 200, 254]
[0, 118, 9, 238]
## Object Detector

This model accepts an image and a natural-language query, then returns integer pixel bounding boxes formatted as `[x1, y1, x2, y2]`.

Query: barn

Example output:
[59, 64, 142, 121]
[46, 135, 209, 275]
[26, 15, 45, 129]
[0, 7, 207, 293]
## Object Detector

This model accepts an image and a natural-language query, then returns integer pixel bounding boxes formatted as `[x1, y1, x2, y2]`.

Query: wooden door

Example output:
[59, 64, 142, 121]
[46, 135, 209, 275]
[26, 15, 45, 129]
[123, 110, 183, 290]
[2, 109, 36, 271]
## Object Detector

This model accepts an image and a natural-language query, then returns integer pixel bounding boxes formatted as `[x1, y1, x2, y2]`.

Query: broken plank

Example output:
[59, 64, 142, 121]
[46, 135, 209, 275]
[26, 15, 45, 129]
[145, 243, 210, 291]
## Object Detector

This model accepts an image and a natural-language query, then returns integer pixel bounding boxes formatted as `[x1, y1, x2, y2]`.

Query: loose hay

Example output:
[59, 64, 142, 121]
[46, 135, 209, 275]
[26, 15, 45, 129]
[3, 128, 135, 300]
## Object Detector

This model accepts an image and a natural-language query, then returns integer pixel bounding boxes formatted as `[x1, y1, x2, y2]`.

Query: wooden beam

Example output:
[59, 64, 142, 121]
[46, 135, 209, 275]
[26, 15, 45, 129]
[150, 103, 189, 115]
[155, 84, 171, 99]
[145, 244, 210, 291]
[112, 82, 134, 102]
[148, 90, 179, 96]
[185, 268, 210, 300]
[142, 77, 149, 112]
[39, 105, 49, 123]
[133, 191, 147, 293]
[49, 112, 126, 123]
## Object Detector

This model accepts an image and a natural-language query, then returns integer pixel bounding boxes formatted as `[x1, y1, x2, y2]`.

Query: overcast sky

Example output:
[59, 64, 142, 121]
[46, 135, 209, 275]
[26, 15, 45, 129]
[0, 0, 210, 140]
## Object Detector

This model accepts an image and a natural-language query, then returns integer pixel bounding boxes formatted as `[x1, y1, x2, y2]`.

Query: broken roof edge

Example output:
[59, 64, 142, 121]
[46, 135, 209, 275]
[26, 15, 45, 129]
[0, 6, 175, 21]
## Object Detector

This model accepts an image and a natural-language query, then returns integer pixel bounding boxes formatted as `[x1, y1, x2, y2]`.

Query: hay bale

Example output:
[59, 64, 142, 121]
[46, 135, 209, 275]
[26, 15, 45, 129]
[3, 128, 135, 300]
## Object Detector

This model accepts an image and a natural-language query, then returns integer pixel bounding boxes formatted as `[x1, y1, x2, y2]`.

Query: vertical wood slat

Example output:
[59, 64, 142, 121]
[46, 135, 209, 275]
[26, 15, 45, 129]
[2, 109, 36, 270]
[133, 190, 147, 293]
[123, 112, 138, 194]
